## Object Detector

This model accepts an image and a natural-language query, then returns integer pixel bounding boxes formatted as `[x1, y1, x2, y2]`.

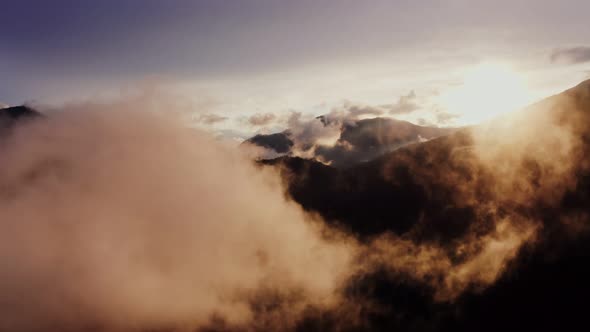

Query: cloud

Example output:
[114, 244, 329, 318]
[315, 103, 383, 127]
[388, 83, 590, 298]
[284, 102, 397, 157]
[247, 112, 277, 126]
[269, 80, 590, 311]
[195, 113, 228, 124]
[3, 80, 589, 331]
[244, 90, 440, 164]
[365, 218, 537, 301]
[339, 103, 384, 119]
[0, 100, 353, 331]
[385, 90, 420, 115]
[550, 46, 590, 64]
[285, 111, 342, 155]
[435, 110, 460, 124]
[0, 102, 8, 109]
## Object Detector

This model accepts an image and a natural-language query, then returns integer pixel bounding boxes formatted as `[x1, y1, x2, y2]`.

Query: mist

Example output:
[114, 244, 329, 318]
[0, 101, 353, 331]
[0, 81, 589, 331]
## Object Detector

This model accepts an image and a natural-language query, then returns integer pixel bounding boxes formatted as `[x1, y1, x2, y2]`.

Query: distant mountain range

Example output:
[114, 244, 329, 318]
[244, 117, 456, 167]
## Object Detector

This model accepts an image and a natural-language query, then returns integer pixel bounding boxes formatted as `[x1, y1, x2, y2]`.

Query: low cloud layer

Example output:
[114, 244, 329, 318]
[0, 102, 353, 331]
[0, 98, 549, 331]
[1, 100, 481, 331]
[2, 80, 590, 331]
[390, 82, 590, 296]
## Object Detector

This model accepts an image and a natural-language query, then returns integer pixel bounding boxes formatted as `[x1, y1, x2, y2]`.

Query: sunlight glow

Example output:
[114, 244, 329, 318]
[438, 63, 535, 125]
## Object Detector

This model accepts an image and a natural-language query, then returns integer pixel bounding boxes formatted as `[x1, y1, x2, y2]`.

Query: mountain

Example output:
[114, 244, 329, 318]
[243, 131, 293, 154]
[0, 105, 41, 134]
[259, 79, 590, 331]
[267, 79, 590, 237]
[315, 117, 456, 167]
[0, 105, 40, 120]
[246, 117, 456, 167]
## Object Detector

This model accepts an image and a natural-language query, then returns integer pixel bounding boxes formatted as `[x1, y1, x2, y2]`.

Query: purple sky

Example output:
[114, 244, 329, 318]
[1, 0, 589, 131]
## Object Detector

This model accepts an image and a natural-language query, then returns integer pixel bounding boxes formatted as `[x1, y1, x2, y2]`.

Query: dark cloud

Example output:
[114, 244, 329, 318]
[195, 113, 228, 125]
[550, 46, 590, 64]
[247, 112, 277, 126]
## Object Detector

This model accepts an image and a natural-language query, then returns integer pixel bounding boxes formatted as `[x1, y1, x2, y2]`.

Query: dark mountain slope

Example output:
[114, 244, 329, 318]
[0, 105, 42, 139]
[260, 79, 590, 331]
[315, 117, 455, 167]
[0, 105, 40, 123]
[264, 128, 477, 240]
[243, 131, 293, 154]
[268, 80, 590, 241]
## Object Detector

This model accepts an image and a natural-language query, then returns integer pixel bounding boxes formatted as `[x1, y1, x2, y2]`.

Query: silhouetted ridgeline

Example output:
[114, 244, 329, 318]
[246, 117, 456, 167]
[244, 131, 294, 154]
[0, 105, 40, 128]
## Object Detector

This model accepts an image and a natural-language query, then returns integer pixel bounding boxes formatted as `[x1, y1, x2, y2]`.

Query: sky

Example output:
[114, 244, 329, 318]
[1, 0, 590, 136]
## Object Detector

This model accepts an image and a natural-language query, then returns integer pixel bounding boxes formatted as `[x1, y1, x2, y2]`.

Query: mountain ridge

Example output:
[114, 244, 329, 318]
[245, 115, 457, 167]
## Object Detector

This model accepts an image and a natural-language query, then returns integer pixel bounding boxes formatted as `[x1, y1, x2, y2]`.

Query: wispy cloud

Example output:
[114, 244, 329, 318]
[247, 112, 277, 126]
[386, 90, 420, 115]
[550, 46, 590, 64]
[195, 113, 228, 125]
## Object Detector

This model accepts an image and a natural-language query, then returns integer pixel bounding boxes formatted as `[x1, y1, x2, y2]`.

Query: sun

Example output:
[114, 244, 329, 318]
[438, 63, 535, 125]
